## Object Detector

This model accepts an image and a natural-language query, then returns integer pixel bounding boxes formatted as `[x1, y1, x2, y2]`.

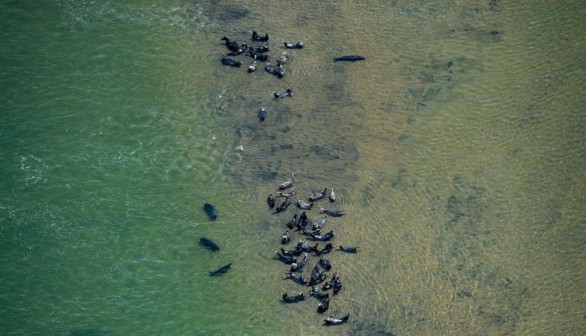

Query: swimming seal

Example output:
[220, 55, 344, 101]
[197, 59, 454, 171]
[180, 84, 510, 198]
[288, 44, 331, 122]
[209, 263, 232, 276]
[324, 313, 350, 326]
[334, 55, 365, 62]
[199, 237, 220, 252]
[203, 203, 217, 220]
[282, 292, 305, 303]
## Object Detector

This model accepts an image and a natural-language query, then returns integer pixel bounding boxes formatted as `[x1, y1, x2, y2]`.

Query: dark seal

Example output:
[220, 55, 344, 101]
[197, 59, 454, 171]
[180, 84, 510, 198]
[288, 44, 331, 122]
[209, 263, 232, 276]
[199, 237, 220, 252]
[334, 55, 365, 62]
[203, 203, 217, 221]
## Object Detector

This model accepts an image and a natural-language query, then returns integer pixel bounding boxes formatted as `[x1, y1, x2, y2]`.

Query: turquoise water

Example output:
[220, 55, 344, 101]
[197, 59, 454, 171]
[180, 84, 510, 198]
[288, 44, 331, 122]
[1, 1, 584, 335]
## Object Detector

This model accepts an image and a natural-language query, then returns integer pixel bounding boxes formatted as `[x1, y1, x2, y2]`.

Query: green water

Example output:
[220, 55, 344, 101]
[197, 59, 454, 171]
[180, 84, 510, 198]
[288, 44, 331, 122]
[1, 0, 584, 335]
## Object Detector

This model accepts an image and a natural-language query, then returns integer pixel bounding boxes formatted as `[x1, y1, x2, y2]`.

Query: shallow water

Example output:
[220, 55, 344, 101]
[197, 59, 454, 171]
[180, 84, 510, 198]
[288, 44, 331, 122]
[1, 0, 584, 335]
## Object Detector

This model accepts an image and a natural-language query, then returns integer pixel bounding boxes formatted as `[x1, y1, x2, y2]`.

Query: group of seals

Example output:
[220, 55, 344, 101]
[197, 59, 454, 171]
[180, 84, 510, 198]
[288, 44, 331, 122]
[266, 173, 354, 326]
[215, 30, 365, 327]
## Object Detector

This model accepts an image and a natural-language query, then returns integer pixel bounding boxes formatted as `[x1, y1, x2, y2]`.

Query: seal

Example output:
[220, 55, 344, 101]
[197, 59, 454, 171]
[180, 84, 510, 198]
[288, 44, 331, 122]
[265, 62, 284, 78]
[339, 245, 359, 253]
[274, 87, 293, 99]
[276, 187, 297, 198]
[267, 193, 275, 209]
[324, 313, 350, 326]
[199, 237, 220, 252]
[290, 253, 308, 272]
[307, 229, 334, 242]
[285, 272, 308, 285]
[278, 173, 295, 190]
[282, 292, 305, 303]
[316, 242, 333, 256]
[275, 250, 297, 264]
[312, 216, 327, 230]
[209, 262, 232, 276]
[273, 197, 291, 214]
[309, 187, 328, 202]
[248, 60, 257, 73]
[281, 229, 291, 245]
[227, 43, 247, 56]
[328, 188, 336, 202]
[286, 214, 298, 229]
[319, 256, 332, 271]
[332, 272, 342, 295]
[220, 55, 242, 68]
[334, 55, 365, 62]
[277, 51, 289, 66]
[317, 295, 330, 313]
[310, 286, 329, 300]
[221, 36, 239, 52]
[252, 30, 269, 42]
[296, 199, 313, 210]
[284, 41, 304, 49]
[309, 263, 328, 286]
[258, 107, 267, 122]
[320, 207, 345, 217]
[203, 203, 217, 220]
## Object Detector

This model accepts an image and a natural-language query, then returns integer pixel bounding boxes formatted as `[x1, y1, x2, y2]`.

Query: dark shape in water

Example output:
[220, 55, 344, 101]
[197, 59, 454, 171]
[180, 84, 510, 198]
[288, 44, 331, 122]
[309, 187, 328, 202]
[203, 203, 217, 220]
[281, 229, 291, 244]
[227, 43, 248, 56]
[310, 286, 329, 300]
[316, 243, 333, 257]
[278, 173, 295, 190]
[252, 30, 269, 42]
[274, 87, 293, 99]
[221, 55, 242, 67]
[273, 197, 291, 214]
[328, 188, 336, 202]
[334, 55, 365, 62]
[275, 250, 297, 264]
[258, 107, 267, 122]
[285, 272, 308, 285]
[320, 207, 345, 217]
[265, 62, 284, 78]
[209, 263, 232, 276]
[317, 295, 330, 313]
[339, 245, 359, 253]
[221, 36, 240, 52]
[324, 313, 350, 326]
[248, 60, 257, 73]
[282, 292, 305, 303]
[200, 237, 220, 252]
[284, 41, 304, 49]
[319, 256, 332, 271]
[267, 193, 276, 209]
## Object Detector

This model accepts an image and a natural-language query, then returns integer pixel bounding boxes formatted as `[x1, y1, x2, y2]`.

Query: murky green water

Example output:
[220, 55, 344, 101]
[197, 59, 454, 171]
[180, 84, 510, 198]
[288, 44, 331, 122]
[1, 0, 584, 335]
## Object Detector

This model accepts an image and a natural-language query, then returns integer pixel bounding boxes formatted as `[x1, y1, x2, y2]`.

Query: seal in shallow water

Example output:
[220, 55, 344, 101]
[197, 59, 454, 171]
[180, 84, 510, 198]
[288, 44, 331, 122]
[220, 55, 241, 67]
[334, 55, 365, 62]
[199, 237, 220, 252]
[209, 263, 232, 276]
[324, 313, 350, 326]
[284, 41, 304, 49]
[221, 36, 240, 52]
[282, 292, 304, 303]
[252, 30, 269, 42]
[203, 203, 217, 220]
